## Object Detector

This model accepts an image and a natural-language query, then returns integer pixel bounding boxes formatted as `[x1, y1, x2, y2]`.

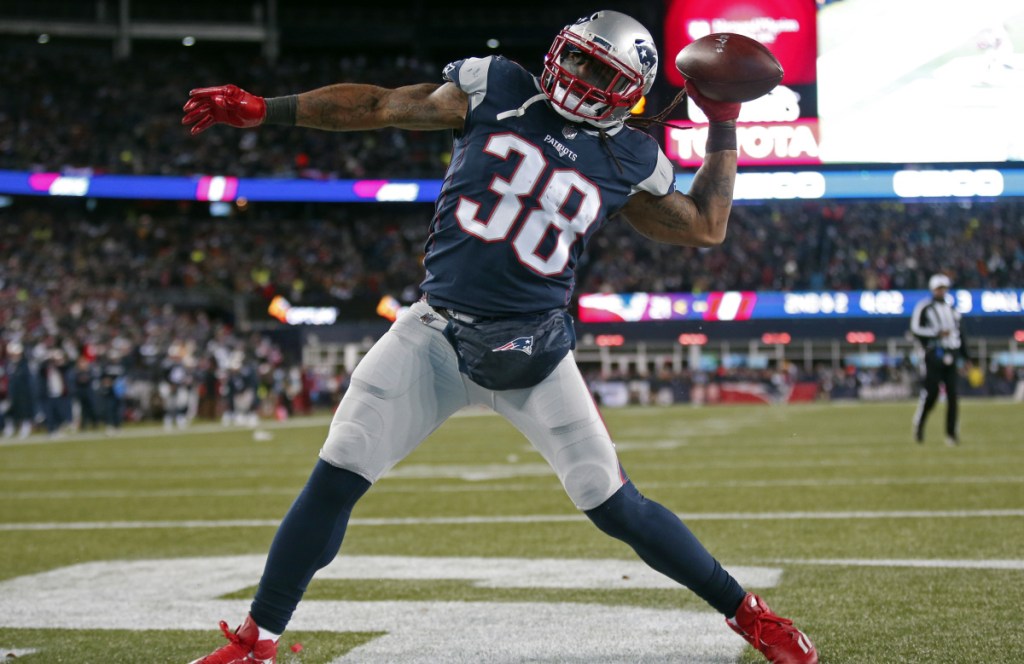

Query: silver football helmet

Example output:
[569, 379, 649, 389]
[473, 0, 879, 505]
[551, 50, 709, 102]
[541, 10, 659, 128]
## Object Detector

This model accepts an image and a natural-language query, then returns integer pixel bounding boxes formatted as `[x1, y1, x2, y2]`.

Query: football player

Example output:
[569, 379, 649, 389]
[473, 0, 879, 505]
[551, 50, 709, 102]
[182, 10, 817, 664]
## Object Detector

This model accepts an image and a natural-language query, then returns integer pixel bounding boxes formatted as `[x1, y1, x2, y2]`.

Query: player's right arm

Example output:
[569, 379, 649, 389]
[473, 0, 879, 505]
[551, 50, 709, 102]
[295, 83, 467, 131]
[182, 82, 468, 135]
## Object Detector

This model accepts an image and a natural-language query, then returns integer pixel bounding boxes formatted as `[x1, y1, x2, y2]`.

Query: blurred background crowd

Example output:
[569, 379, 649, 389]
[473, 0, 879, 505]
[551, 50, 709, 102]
[1, 29, 1023, 438]
[1, 46, 451, 179]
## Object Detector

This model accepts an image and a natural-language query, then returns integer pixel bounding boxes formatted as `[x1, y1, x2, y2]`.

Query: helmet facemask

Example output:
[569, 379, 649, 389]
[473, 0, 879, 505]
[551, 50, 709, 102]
[540, 11, 658, 128]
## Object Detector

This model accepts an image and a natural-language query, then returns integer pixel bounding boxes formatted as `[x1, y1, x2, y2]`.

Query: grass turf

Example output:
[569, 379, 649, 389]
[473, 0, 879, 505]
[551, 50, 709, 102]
[1, 399, 1021, 662]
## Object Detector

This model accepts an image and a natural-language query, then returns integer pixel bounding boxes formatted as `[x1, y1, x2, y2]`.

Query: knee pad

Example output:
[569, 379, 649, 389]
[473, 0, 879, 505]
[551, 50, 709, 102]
[320, 405, 383, 482]
[555, 435, 622, 510]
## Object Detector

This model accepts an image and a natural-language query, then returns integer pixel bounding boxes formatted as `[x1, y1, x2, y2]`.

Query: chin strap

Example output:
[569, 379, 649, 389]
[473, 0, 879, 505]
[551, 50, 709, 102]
[496, 92, 549, 121]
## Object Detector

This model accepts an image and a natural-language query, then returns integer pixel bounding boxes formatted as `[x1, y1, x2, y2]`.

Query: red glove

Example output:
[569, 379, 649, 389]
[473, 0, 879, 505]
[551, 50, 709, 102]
[684, 80, 741, 123]
[182, 85, 267, 135]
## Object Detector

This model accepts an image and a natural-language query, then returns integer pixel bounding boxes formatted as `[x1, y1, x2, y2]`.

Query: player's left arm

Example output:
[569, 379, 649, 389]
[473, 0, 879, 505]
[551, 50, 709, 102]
[620, 81, 739, 248]
[619, 149, 736, 247]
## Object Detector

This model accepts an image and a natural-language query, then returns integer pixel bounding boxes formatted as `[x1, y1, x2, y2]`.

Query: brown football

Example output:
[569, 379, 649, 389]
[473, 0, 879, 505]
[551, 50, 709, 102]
[674, 33, 784, 103]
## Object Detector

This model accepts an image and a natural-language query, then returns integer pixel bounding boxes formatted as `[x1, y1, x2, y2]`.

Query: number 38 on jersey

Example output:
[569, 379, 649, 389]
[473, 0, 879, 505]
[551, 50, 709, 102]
[454, 133, 602, 276]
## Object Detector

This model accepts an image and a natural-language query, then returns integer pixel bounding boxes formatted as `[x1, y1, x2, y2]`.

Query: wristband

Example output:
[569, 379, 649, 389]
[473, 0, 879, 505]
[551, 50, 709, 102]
[264, 95, 298, 126]
[706, 121, 737, 152]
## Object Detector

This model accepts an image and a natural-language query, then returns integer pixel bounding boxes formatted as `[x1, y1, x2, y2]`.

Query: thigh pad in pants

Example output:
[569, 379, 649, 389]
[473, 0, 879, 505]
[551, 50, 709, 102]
[493, 355, 622, 511]
[320, 302, 467, 482]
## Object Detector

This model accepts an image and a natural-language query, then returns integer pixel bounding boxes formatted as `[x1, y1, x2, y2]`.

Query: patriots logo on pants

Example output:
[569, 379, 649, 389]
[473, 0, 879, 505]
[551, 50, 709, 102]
[493, 336, 534, 355]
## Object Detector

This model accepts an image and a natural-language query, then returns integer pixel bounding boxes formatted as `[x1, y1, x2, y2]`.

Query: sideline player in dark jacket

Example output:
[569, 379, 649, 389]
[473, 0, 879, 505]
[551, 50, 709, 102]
[183, 10, 817, 664]
[910, 273, 971, 445]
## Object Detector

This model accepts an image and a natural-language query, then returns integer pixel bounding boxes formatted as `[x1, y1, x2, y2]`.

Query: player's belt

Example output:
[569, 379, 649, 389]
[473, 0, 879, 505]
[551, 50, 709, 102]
[422, 297, 478, 323]
[436, 308, 478, 323]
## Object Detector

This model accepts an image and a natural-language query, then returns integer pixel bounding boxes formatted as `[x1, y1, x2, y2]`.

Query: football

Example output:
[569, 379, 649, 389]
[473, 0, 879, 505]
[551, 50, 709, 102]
[674, 33, 783, 103]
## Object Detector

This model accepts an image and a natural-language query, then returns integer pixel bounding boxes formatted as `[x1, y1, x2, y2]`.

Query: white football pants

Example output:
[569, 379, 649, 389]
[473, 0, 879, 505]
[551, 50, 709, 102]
[320, 301, 624, 510]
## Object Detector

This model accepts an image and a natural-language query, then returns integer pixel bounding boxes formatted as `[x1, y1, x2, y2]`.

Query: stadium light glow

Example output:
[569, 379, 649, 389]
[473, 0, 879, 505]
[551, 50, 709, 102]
[678, 333, 708, 346]
[595, 334, 625, 347]
[846, 331, 876, 344]
[761, 332, 792, 345]
[269, 295, 339, 326]
[377, 295, 410, 322]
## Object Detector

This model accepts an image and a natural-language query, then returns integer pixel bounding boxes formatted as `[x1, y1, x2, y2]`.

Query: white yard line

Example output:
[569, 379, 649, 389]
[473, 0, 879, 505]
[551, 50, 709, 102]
[0, 406, 503, 447]
[775, 558, 1024, 571]
[3, 473, 1021, 500]
[2, 508, 1022, 531]
[0, 416, 334, 446]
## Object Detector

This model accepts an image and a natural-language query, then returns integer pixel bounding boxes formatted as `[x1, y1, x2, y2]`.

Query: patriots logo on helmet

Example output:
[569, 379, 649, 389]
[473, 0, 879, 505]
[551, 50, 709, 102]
[492, 336, 534, 355]
[634, 39, 657, 74]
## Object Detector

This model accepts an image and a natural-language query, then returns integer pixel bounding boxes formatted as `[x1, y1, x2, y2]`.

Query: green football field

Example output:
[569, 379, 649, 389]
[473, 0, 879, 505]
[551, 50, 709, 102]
[1, 399, 1022, 663]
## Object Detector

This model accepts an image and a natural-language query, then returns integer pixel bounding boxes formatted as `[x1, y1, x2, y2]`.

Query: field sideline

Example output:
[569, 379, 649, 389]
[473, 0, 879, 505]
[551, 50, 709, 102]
[1, 400, 1022, 663]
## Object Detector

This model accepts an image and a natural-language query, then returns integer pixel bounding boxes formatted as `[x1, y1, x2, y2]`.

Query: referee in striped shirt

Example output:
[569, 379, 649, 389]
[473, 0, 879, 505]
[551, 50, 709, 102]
[910, 274, 971, 446]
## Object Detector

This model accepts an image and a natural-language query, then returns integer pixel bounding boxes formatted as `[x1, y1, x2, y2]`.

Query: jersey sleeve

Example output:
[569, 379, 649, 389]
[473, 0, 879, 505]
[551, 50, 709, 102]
[631, 146, 676, 197]
[442, 56, 495, 112]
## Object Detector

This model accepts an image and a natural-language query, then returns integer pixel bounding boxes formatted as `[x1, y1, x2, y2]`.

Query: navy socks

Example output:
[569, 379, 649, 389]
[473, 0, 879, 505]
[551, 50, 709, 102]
[250, 459, 371, 633]
[585, 480, 746, 616]
[250, 463, 744, 632]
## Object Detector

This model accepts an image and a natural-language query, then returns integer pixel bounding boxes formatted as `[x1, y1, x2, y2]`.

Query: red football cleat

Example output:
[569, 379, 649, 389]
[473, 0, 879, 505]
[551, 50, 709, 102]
[727, 593, 818, 664]
[188, 614, 278, 664]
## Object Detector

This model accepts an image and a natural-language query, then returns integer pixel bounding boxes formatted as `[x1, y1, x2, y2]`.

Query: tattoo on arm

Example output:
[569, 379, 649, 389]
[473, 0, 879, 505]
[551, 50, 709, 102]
[296, 83, 461, 131]
[651, 194, 692, 236]
[689, 170, 734, 207]
[624, 150, 736, 246]
[296, 85, 387, 131]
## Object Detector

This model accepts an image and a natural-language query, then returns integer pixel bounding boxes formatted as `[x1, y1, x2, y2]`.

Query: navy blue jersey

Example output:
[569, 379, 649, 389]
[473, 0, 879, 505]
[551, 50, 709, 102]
[421, 56, 674, 317]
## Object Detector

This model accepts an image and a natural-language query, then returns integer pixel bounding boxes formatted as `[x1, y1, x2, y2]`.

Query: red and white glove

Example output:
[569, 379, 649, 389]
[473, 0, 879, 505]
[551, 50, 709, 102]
[684, 80, 741, 123]
[182, 84, 267, 135]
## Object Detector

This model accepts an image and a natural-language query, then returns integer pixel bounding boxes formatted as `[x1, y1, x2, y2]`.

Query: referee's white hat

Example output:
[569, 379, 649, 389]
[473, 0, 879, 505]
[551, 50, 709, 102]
[928, 273, 952, 291]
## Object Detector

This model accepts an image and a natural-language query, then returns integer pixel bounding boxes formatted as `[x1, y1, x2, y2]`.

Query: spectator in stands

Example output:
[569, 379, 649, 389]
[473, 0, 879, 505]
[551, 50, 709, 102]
[99, 350, 127, 433]
[158, 343, 193, 430]
[39, 348, 72, 436]
[72, 354, 101, 431]
[3, 343, 36, 439]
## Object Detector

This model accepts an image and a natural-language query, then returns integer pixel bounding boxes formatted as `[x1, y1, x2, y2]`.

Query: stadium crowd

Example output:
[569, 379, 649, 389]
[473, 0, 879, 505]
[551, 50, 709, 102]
[3, 196, 1021, 438]
[4, 198, 1019, 308]
[1, 46, 452, 179]
[2, 43, 1023, 437]
[0, 291, 322, 440]
[2, 43, 1021, 296]
[581, 199, 1024, 293]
